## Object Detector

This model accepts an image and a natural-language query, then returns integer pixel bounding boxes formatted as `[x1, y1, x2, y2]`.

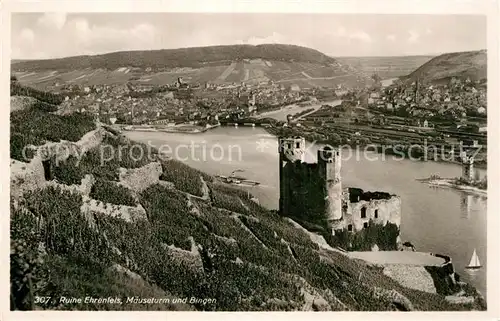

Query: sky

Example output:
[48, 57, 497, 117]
[11, 13, 487, 59]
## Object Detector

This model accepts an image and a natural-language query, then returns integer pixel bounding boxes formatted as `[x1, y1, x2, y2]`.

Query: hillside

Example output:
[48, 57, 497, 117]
[402, 50, 487, 83]
[9, 99, 488, 311]
[11, 44, 337, 70]
[335, 55, 434, 79]
[11, 44, 370, 90]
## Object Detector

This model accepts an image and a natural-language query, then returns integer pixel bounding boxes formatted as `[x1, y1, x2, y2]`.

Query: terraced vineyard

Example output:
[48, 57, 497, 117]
[12, 61, 369, 91]
[10, 105, 486, 311]
[11, 44, 372, 90]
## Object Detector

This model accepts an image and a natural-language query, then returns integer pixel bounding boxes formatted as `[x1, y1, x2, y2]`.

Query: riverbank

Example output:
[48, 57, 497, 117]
[416, 177, 487, 197]
[263, 125, 487, 169]
[114, 123, 220, 134]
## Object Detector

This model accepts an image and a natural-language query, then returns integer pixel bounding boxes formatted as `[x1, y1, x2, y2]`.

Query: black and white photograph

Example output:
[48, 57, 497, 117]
[4, 0, 499, 317]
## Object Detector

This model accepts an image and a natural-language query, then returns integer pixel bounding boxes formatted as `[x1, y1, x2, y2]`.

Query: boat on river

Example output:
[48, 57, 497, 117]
[215, 170, 260, 186]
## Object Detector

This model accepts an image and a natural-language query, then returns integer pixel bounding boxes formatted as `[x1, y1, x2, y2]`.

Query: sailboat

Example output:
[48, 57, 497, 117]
[466, 248, 482, 269]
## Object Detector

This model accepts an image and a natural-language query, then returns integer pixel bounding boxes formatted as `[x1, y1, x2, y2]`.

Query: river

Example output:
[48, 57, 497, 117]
[124, 126, 487, 298]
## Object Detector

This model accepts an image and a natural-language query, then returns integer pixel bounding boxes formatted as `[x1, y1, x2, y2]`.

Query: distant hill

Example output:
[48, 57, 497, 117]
[335, 55, 435, 79]
[11, 44, 371, 89]
[12, 44, 336, 71]
[402, 50, 487, 83]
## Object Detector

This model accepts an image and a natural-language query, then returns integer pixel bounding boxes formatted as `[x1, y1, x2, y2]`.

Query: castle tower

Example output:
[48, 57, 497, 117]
[317, 146, 343, 222]
[461, 152, 474, 182]
[278, 136, 305, 163]
[278, 136, 306, 214]
[460, 141, 480, 182]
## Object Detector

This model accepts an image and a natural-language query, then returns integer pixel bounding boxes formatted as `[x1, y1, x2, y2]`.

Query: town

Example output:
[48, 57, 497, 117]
[13, 67, 486, 166]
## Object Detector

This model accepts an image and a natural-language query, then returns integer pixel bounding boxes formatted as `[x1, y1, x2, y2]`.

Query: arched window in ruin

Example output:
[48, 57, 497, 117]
[361, 207, 367, 219]
[374, 209, 379, 219]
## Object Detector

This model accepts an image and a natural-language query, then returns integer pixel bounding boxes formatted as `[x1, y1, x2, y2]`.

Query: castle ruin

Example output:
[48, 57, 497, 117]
[278, 136, 402, 239]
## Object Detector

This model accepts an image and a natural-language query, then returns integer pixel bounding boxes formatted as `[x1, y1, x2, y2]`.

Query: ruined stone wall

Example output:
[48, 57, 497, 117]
[10, 127, 107, 200]
[80, 195, 147, 224]
[330, 195, 402, 251]
[36, 127, 106, 163]
[345, 196, 401, 232]
[10, 158, 46, 199]
[330, 193, 401, 232]
[161, 237, 204, 274]
[118, 161, 163, 193]
[45, 174, 95, 197]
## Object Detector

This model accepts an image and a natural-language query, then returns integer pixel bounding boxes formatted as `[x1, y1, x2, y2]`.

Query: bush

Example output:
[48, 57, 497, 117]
[424, 266, 458, 296]
[195, 202, 247, 240]
[10, 206, 48, 310]
[10, 133, 35, 161]
[194, 260, 303, 311]
[11, 83, 64, 105]
[264, 217, 319, 249]
[208, 184, 272, 218]
[52, 156, 87, 185]
[239, 215, 290, 257]
[22, 186, 110, 262]
[53, 149, 121, 184]
[33, 101, 58, 112]
[11, 187, 112, 310]
[330, 220, 400, 251]
[90, 179, 136, 206]
[211, 190, 249, 214]
[160, 159, 212, 197]
[139, 184, 208, 250]
[53, 135, 159, 185]
[10, 109, 96, 161]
